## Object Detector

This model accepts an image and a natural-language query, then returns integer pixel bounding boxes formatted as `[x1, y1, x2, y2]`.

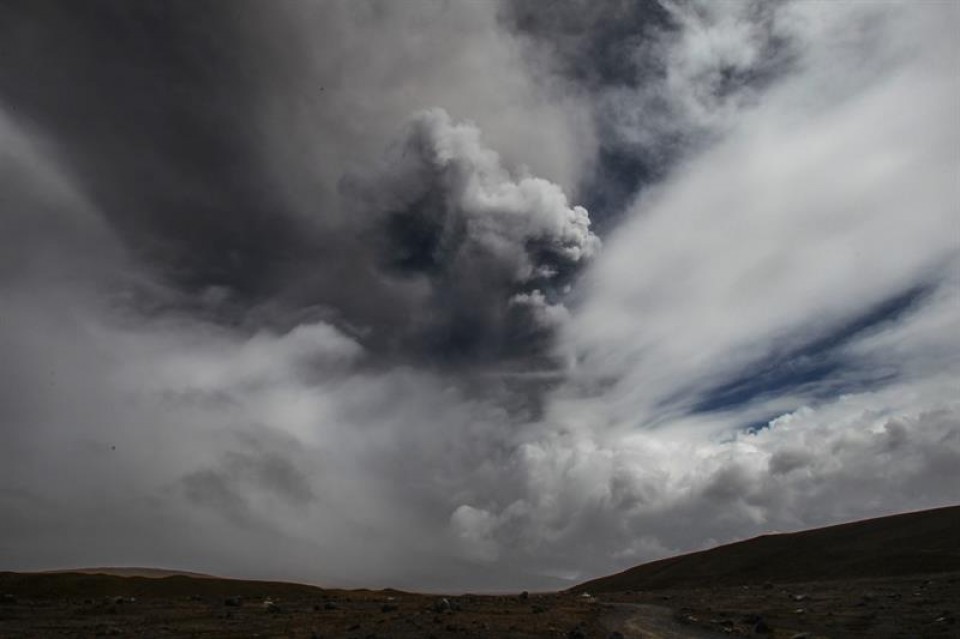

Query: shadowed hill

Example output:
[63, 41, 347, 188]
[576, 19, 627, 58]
[39, 567, 217, 579]
[0, 571, 327, 599]
[573, 504, 960, 593]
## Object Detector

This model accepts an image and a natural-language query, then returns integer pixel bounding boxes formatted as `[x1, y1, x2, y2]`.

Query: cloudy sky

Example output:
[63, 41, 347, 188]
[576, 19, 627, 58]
[1, 0, 958, 591]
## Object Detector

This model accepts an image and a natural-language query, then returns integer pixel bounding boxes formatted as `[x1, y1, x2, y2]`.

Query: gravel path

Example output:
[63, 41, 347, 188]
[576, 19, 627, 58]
[601, 602, 729, 639]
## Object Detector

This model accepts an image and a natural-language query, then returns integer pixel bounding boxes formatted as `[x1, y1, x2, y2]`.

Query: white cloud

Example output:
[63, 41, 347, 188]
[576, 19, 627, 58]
[566, 0, 958, 417]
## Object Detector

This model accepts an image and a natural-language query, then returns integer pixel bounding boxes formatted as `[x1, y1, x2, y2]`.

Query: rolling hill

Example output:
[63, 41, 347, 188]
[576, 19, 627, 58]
[38, 567, 217, 579]
[574, 504, 960, 593]
[0, 571, 325, 600]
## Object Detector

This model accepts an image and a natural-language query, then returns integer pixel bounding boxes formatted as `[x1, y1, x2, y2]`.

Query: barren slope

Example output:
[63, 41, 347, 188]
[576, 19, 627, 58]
[574, 504, 960, 593]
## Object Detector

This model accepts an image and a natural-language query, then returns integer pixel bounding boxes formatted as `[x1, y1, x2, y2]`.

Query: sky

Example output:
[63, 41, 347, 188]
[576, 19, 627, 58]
[0, 0, 958, 592]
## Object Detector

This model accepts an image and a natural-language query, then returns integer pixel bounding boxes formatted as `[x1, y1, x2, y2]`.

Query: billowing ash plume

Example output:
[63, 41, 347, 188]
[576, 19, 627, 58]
[342, 109, 600, 364]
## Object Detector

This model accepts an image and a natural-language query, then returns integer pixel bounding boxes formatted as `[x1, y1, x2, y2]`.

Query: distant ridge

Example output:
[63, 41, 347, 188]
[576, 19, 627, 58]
[39, 567, 217, 579]
[0, 571, 326, 599]
[573, 504, 960, 593]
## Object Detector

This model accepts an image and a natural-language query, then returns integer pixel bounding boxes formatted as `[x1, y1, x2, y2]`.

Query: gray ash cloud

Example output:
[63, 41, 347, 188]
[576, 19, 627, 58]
[342, 109, 599, 364]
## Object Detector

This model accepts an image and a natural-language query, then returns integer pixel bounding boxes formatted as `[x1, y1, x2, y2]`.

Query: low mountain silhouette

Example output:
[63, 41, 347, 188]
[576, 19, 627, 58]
[0, 571, 326, 599]
[39, 567, 217, 579]
[573, 504, 960, 593]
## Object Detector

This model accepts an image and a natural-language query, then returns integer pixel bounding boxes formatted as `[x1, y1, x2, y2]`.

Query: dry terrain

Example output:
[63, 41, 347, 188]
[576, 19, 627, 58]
[597, 572, 960, 638]
[2, 505, 957, 638]
[0, 572, 605, 638]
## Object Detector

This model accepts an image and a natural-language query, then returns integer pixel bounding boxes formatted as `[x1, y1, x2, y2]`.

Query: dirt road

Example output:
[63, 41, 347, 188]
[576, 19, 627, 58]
[602, 602, 728, 639]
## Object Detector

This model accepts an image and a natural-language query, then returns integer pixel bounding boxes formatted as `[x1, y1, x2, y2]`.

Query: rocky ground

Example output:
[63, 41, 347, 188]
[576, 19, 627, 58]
[2, 571, 958, 637]
[599, 571, 960, 638]
[0, 583, 607, 639]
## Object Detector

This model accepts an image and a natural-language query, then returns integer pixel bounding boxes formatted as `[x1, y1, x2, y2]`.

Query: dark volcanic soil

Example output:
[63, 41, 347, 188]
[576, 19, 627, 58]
[598, 572, 960, 638]
[0, 573, 604, 638]
[2, 571, 958, 638]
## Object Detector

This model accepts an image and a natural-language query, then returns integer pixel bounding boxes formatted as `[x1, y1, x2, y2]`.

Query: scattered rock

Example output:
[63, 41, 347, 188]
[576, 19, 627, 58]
[935, 612, 956, 625]
[262, 599, 282, 614]
[753, 618, 772, 634]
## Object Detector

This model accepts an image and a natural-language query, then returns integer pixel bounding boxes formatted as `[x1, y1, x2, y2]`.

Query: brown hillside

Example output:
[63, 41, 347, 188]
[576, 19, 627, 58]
[40, 567, 217, 579]
[574, 504, 960, 593]
[0, 571, 325, 600]
[0, 573, 603, 638]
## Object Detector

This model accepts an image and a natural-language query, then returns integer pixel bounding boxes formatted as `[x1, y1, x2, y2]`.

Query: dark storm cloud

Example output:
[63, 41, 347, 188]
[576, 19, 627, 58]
[0, 0, 596, 367]
[0, 108, 119, 286]
[0, 1, 306, 301]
